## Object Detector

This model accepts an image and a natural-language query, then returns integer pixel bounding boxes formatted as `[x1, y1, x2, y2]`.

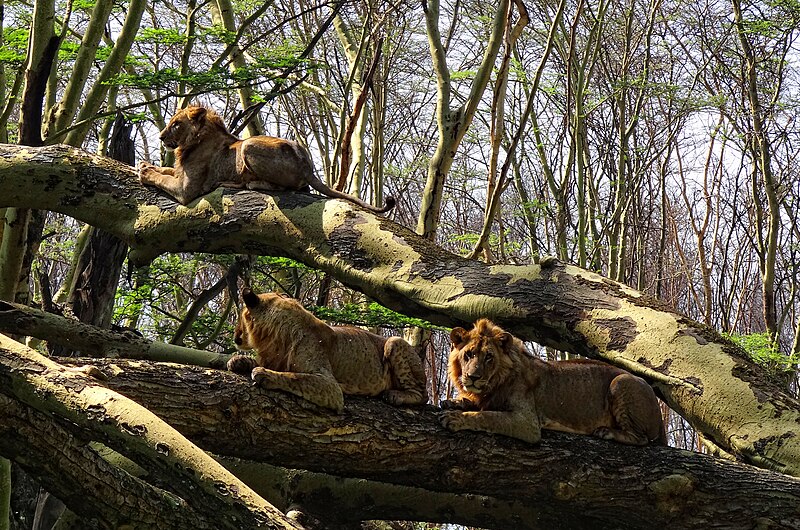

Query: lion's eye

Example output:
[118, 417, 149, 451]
[485, 353, 494, 364]
[463, 350, 473, 360]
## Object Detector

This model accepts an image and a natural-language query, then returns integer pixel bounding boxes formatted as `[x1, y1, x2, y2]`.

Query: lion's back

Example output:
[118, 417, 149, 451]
[238, 136, 314, 188]
[328, 326, 391, 394]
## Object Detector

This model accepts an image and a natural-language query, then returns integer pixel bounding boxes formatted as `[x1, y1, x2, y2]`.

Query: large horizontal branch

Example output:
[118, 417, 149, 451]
[55, 356, 800, 530]
[0, 143, 798, 477]
[216, 457, 542, 529]
[0, 300, 230, 367]
[0, 335, 300, 530]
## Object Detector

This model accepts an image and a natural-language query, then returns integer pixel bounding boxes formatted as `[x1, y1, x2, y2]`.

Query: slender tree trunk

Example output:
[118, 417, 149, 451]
[732, 0, 780, 339]
[0, 0, 57, 304]
[62, 0, 146, 147]
[211, 0, 266, 137]
[417, 0, 508, 240]
[468, 0, 528, 260]
[43, 0, 113, 140]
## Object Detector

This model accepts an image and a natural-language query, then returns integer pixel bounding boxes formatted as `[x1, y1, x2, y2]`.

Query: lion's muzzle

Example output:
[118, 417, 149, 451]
[462, 372, 486, 393]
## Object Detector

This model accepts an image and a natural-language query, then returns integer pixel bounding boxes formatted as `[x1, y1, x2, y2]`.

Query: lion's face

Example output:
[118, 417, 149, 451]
[159, 106, 226, 150]
[233, 289, 295, 352]
[233, 306, 255, 350]
[448, 319, 515, 396]
[160, 108, 196, 150]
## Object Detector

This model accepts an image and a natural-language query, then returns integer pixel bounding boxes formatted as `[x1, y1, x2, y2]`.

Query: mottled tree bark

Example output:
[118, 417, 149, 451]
[0, 143, 798, 480]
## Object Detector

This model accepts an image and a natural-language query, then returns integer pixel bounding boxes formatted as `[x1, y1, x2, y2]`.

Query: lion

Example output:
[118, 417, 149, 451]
[226, 288, 428, 412]
[138, 106, 395, 213]
[439, 319, 666, 445]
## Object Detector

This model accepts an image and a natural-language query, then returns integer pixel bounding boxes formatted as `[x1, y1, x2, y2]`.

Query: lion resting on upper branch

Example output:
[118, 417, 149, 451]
[440, 319, 665, 445]
[226, 289, 427, 412]
[138, 106, 394, 213]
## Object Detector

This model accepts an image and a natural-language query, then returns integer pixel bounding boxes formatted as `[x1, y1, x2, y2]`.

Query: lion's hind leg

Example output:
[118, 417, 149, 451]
[382, 337, 428, 406]
[594, 373, 662, 446]
[251, 367, 345, 413]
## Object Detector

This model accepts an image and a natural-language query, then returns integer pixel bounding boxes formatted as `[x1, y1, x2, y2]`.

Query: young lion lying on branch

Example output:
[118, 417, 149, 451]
[226, 289, 428, 412]
[440, 319, 666, 446]
[139, 105, 395, 213]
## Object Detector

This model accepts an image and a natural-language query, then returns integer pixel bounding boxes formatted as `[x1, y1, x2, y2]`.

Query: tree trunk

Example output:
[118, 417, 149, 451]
[66, 114, 132, 330]
[732, 0, 780, 339]
[0, 143, 798, 478]
[417, 0, 509, 240]
[6, 354, 798, 530]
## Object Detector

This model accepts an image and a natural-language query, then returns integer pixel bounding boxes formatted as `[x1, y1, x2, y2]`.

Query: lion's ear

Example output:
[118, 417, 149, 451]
[187, 106, 207, 122]
[241, 288, 260, 309]
[450, 327, 468, 348]
[497, 331, 513, 350]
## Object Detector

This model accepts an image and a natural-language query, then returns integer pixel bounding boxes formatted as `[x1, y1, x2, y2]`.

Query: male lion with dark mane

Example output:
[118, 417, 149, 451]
[440, 319, 665, 445]
[226, 289, 427, 412]
[138, 105, 395, 212]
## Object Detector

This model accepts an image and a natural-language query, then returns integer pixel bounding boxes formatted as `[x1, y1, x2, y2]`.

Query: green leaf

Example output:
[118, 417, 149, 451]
[136, 28, 188, 46]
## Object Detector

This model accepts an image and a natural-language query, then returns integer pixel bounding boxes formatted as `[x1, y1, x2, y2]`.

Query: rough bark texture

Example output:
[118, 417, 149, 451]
[0, 335, 300, 530]
[43, 357, 800, 530]
[0, 143, 798, 479]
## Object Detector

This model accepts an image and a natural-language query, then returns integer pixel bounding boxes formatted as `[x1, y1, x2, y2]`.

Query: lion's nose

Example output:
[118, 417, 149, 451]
[466, 372, 482, 383]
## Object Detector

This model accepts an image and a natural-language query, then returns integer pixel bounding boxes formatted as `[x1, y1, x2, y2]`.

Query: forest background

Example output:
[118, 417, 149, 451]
[0, 0, 799, 528]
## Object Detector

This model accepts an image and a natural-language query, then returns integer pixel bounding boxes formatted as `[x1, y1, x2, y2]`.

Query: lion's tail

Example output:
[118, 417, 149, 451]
[307, 177, 395, 214]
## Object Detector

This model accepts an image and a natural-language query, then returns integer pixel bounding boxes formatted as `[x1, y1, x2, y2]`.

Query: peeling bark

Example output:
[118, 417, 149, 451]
[0, 143, 798, 478]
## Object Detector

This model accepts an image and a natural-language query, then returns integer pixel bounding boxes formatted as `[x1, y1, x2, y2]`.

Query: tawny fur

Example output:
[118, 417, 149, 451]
[439, 319, 666, 445]
[226, 289, 427, 412]
[138, 106, 395, 212]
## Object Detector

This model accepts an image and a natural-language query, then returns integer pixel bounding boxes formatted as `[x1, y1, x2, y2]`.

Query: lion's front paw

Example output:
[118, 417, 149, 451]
[440, 398, 470, 410]
[593, 426, 614, 440]
[227, 355, 257, 375]
[439, 410, 469, 432]
[382, 390, 404, 406]
[138, 162, 154, 183]
[251, 366, 276, 387]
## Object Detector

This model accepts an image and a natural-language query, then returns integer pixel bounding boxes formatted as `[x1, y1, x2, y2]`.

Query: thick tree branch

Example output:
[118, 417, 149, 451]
[0, 143, 798, 478]
[0, 300, 229, 367]
[0, 335, 299, 530]
[216, 457, 541, 529]
[48, 357, 800, 530]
